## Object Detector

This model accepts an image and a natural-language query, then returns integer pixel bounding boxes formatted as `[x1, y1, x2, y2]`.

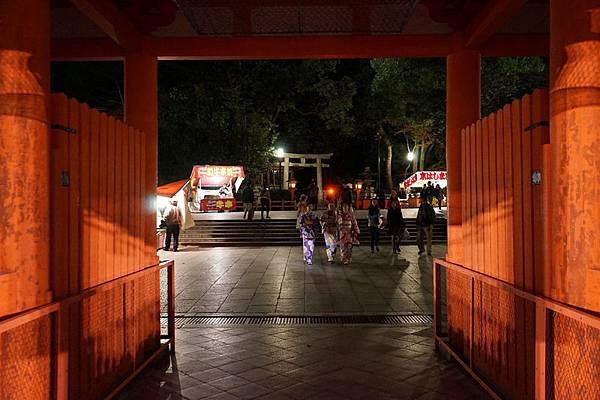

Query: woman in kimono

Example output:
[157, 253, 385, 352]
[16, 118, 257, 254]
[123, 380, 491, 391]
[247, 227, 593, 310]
[296, 194, 309, 230]
[299, 203, 319, 265]
[337, 203, 360, 264]
[320, 202, 338, 262]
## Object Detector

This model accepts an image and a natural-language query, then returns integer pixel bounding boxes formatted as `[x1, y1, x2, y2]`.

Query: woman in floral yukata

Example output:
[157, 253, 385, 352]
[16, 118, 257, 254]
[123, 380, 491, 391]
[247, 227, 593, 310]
[337, 203, 360, 264]
[320, 202, 338, 263]
[299, 203, 320, 265]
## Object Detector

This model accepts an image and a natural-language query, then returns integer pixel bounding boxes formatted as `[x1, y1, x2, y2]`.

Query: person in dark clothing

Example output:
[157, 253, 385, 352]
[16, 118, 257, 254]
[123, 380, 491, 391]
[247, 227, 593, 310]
[259, 186, 271, 219]
[164, 200, 183, 251]
[377, 188, 386, 209]
[367, 199, 381, 253]
[307, 179, 319, 210]
[434, 184, 443, 210]
[340, 184, 353, 207]
[416, 195, 436, 255]
[242, 182, 255, 220]
[425, 181, 434, 203]
[387, 200, 405, 254]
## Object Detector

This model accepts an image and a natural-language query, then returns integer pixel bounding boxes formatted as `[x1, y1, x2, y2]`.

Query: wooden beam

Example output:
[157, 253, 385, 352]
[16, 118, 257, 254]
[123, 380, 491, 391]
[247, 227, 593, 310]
[69, 0, 140, 50]
[465, 0, 527, 49]
[51, 38, 124, 60]
[147, 34, 454, 60]
[51, 33, 548, 61]
[480, 34, 548, 57]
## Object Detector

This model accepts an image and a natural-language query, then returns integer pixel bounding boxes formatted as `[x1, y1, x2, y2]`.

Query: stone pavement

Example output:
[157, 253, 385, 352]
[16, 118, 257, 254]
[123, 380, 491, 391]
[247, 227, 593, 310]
[161, 244, 447, 316]
[118, 324, 489, 400]
[120, 244, 491, 399]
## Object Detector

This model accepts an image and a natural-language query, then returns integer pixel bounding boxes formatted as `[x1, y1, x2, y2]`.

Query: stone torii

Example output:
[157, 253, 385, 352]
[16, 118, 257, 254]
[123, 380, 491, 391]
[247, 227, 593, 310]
[281, 153, 333, 200]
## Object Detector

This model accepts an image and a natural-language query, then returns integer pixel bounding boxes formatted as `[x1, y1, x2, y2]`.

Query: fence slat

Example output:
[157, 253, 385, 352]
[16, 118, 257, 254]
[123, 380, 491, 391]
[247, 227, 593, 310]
[503, 104, 514, 284]
[475, 120, 483, 272]
[482, 116, 491, 277]
[68, 98, 81, 295]
[512, 99, 524, 289]
[487, 114, 498, 282]
[470, 124, 477, 272]
[106, 116, 116, 282]
[89, 109, 100, 287]
[531, 89, 548, 296]
[495, 108, 506, 282]
[461, 127, 469, 269]
[50, 93, 70, 299]
[128, 127, 136, 275]
[521, 95, 534, 292]
[79, 104, 91, 290]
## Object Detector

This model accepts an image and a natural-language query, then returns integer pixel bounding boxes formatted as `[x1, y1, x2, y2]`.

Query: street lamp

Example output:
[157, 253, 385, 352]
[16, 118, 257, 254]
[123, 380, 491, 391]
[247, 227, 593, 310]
[407, 151, 415, 162]
[354, 179, 363, 210]
[288, 178, 298, 202]
[275, 147, 284, 190]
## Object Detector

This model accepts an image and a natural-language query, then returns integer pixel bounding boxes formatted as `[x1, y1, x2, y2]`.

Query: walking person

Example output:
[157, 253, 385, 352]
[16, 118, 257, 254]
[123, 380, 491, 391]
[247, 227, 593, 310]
[242, 181, 255, 220]
[340, 184, 353, 208]
[337, 203, 360, 264]
[320, 202, 338, 262]
[367, 199, 381, 253]
[296, 194, 308, 230]
[387, 200, 405, 254]
[416, 195, 436, 256]
[164, 200, 183, 252]
[299, 203, 319, 265]
[259, 186, 271, 219]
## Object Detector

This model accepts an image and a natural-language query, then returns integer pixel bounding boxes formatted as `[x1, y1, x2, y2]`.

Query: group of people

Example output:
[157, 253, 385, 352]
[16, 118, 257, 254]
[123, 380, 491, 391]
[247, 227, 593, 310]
[242, 181, 272, 220]
[297, 191, 437, 265]
[420, 181, 444, 210]
[297, 195, 360, 265]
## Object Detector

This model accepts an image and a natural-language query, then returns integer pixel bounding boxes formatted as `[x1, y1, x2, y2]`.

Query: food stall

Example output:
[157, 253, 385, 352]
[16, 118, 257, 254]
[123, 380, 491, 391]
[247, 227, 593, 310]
[189, 165, 245, 212]
[402, 171, 447, 207]
[156, 179, 195, 248]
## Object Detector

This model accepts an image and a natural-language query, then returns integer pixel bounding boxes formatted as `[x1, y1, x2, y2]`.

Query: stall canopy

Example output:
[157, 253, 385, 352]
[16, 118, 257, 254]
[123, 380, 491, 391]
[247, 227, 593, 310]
[156, 179, 195, 230]
[402, 171, 447, 190]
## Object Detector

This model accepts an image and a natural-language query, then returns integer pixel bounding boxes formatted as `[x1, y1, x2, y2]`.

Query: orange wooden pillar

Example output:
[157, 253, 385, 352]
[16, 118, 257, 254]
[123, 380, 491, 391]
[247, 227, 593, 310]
[446, 49, 481, 265]
[125, 52, 159, 266]
[549, 0, 600, 311]
[0, 0, 51, 314]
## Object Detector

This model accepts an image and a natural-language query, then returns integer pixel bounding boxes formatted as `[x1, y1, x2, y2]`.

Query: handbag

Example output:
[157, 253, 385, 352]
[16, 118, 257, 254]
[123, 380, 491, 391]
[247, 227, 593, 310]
[401, 228, 411, 240]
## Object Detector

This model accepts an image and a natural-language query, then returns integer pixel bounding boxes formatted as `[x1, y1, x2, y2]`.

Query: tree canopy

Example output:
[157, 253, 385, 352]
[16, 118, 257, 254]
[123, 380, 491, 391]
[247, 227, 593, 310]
[51, 56, 548, 187]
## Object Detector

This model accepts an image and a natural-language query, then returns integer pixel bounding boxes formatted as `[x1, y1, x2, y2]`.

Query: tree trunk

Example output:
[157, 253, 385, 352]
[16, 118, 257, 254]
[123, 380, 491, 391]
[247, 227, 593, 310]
[386, 141, 393, 192]
[418, 141, 427, 171]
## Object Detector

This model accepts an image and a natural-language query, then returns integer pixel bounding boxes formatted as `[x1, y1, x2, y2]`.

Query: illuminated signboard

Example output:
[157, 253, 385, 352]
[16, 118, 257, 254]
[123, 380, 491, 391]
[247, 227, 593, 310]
[200, 198, 237, 211]
[403, 171, 447, 189]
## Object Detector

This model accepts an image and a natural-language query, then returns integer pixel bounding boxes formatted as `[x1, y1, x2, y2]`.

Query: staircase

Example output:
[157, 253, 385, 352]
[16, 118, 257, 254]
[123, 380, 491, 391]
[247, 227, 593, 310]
[180, 217, 447, 247]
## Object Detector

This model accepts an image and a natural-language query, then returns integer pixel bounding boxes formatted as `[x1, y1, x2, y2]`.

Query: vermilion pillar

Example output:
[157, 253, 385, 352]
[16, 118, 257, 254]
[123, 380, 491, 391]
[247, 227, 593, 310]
[446, 49, 481, 265]
[0, 0, 51, 314]
[125, 53, 159, 265]
[549, 0, 600, 311]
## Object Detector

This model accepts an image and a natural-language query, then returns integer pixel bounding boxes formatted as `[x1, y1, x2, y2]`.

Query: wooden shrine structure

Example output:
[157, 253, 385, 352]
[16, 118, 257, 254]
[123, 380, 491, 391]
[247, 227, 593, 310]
[1, 0, 599, 398]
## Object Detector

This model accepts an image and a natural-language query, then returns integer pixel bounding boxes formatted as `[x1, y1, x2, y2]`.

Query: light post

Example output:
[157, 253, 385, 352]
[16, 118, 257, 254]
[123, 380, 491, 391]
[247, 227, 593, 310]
[354, 179, 363, 210]
[288, 178, 297, 203]
[275, 147, 284, 190]
[376, 132, 381, 191]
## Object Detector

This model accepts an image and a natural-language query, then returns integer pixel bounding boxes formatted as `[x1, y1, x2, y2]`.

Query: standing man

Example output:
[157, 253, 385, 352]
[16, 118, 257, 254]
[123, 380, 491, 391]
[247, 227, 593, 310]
[164, 200, 183, 252]
[243, 180, 255, 220]
[260, 186, 271, 219]
[416, 195, 435, 256]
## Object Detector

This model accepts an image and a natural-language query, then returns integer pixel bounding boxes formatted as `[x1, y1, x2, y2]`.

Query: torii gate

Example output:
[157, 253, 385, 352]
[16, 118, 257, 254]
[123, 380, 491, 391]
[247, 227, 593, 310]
[282, 153, 332, 200]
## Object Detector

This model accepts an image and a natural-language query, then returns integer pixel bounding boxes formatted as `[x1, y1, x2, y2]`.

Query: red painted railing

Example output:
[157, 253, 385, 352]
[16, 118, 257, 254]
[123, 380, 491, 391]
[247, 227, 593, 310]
[0, 260, 175, 400]
[434, 258, 600, 400]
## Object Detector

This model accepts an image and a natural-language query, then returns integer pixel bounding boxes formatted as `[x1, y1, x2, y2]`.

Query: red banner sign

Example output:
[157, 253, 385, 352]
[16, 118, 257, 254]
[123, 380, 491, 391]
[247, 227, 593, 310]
[403, 171, 447, 189]
[200, 198, 237, 212]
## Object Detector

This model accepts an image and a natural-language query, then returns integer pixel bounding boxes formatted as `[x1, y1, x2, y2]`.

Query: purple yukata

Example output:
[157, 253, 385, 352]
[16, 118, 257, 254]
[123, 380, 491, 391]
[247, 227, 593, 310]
[300, 211, 319, 264]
